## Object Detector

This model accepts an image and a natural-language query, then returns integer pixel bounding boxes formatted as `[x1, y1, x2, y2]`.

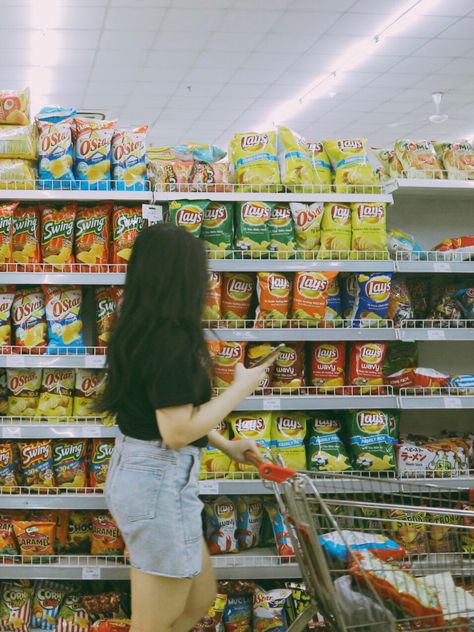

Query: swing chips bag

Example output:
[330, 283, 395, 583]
[75, 202, 111, 270]
[41, 203, 76, 269]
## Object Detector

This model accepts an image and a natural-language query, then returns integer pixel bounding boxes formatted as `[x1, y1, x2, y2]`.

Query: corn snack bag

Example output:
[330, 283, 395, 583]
[347, 410, 395, 471]
[12, 206, 41, 269]
[111, 205, 146, 267]
[52, 440, 87, 488]
[212, 342, 247, 390]
[7, 368, 42, 415]
[112, 126, 148, 190]
[236, 497, 264, 550]
[350, 202, 388, 259]
[268, 202, 296, 259]
[146, 155, 193, 192]
[169, 199, 206, 238]
[169, 143, 226, 163]
[204, 496, 238, 554]
[0, 582, 33, 632]
[0, 88, 29, 125]
[318, 203, 351, 259]
[253, 587, 292, 631]
[310, 342, 345, 391]
[73, 117, 116, 190]
[12, 287, 47, 351]
[291, 271, 336, 326]
[189, 160, 230, 193]
[308, 413, 350, 472]
[289, 202, 323, 256]
[348, 342, 386, 391]
[272, 342, 305, 392]
[202, 272, 221, 323]
[75, 202, 111, 270]
[64, 511, 92, 553]
[221, 273, 254, 326]
[0, 202, 17, 267]
[394, 139, 443, 179]
[91, 512, 124, 556]
[201, 201, 233, 258]
[0, 159, 35, 189]
[36, 114, 75, 188]
[73, 369, 106, 417]
[89, 439, 114, 488]
[44, 286, 83, 352]
[228, 412, 272, 474]
[200, 420, 231, 478]
[0, 285, 15, 348]
[323, 275, 343, 325]
[349, 273, 392, 327]
[434, 140, 474, 180]
[18, 440, 54, 489]
[31, 582, 66, 631]
[277, 125, 316, 190]
[306, 141, 332, 190]
[0, 512, 20, 554]
[271, 412, 307, 469]
[0, 124, 36, 160]
[324, 138, 377, 193]
[235, 201, 271, 257]
[41, 203, 76, 270]
[0, 369, 7, 415]
[36, 368, 75, 417]
[255, 272, 291, 327]
[264, 498, 295, 558]
[95, 286, 118, 347]
[245, 343, 275, 393]
[228, 131, 280, 192]
[0, 443, 19, 489]
[57, 595, 89, 632]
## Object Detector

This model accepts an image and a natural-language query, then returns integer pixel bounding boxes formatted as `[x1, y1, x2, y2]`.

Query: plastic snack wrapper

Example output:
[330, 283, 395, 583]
[44, 286, 83, 353]
[31, 581, 67, 631]
[347, 410, 395, 471]
[245, 343, 275, 394]
[340, 273, 357, 319]
[264, 498, 295, 558]
[394, 139, 443, 179]
[454, 286, 474, 319]
[271, 412, 307, 469]
[52, 439, 87, 488]
[7, 368, 42, 416]
[63, 511, 92, 553]
[146, 153, 193, 192]
[322, 275, 343, 325]
[236, 496, 263, 550]
[12, 205, 41, 270]
[387, 228, 426, 261]
[221, 273, 254, 326]
[433, 234, 474, 259]
[0, 443, 19, 489]
[291, 271, 336, 326]
[323, 138, 377, 193]
[310, 342, 346, 392]
[0, 159, 36, 189]
[289, 202, 323, 257]
[350, 202, 388, 259]
[200, 420, 231, 478]
[112, 126, 148, 190]
[189, 161, 230, 193]
[272, 343, 305, 393]
[204, 496, 238, 554]
[255, 271, 291, 327]
[320, 530, 405, 563]
[306, 141, 332, 190]
[0, 285, 15, 347]
[318, 203, 351, 259]
[75, 202, 111, 270]
[223, 593, 252, 632]
[382, 341, 418, 376]
[96, 286, 120, 346]
[449, 374, 474, 394]
[349, 273, 392, 327]
[228, 130, 280, 192]
[169, 199, 206, 238]
[73, 369, 106, 416]
[111, 205, 146, 267]
[253, 586, 292, 632]
[90, 512, 124, 556]
[372, 147, 403, 179]
[0, 124, 36, 160]
[0, 369, 7, 415]
[0, 510, 21, 553]
[268, 202, 296, 259]
[89, 439, 114, 488]
[17, 440, 55, 488]
[212, 341, 247, 390]
[348, 342, 387, 391]
[36, 108, 76, 188]
[307, 413, 350, 472]
[73, 118, 117, 190]
[235, 201, 271, 257]
[57, 594, 89, 632]
[387, 276, 414, 326]
[433, 140, 474, 180]
[13, 520, 56, 559]
[41, 203, 76, 270]
[36, 368, 75, 417]
[386, 367, 449, 392]
[0, 87, 30, 125]
[0, 201, 18, 267]
[277, 125, 316, 191]
[168, 143, 226, 164]
[203, 272, 222, 322]
[201, 202, 233, 258]
[228, 412, 272, 475]
[397, 436, 470, 479]
[0, 581, 33, 632]
[12, 287, 47, 351]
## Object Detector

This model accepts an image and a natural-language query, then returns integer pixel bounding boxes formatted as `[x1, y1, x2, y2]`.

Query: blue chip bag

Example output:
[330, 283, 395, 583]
[320, 530, 405, 563]
[44, 286, 84, 354]
[31, 581, 66, 631]
[350, 273, 392, 327]
[36, 106, 77, 190]
[324, 274, 342, 325]
[253, 587, 292, 632]
[223, 594, 253, 630]
[340, 273, 357, 319]
[112, 126, 148, 191]
[236, 496, 264, 550]
[73, 117, 116, 190]
[388, 229, 426, 261]
[264, 498, 294, 558]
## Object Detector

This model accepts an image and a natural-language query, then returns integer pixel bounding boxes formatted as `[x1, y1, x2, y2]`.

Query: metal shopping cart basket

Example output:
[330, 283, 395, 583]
[248, 454, 474, 631]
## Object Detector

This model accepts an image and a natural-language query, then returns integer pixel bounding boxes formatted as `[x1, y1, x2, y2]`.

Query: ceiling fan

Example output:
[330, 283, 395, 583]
[388, 91, 468, 129]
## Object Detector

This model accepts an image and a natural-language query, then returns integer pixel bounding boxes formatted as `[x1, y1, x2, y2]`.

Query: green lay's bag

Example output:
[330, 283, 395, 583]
[235, 201, 271, 258]
[307, 413, 350, 472]
[277, 126, 316, 191]
[169, 199, 207, 238]
[347, 410, 395, 471]
[268, 203, 296, 259]
[201, 201, 233, 258]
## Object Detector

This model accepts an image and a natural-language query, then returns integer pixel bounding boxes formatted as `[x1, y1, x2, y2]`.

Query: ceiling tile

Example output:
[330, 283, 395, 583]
[412, 38, 474, 57]
[437, 58, 474, 74]
[272, 11, 340, 34]
[85, 80, 136, 96]
[389, 56, 453, 74]
[100, 30, 156, 49]
[216, 9, 283, 32]
[195, 51, 249, 69]
[256, 33, 318, 53]
[231, 67, 282, 84]
[425, 0, 474, 16]
[204, 31, 262, 52]
[438, 17, 474, 38]
[414, 74, 466, 91]
[161, 8, 224, 31]
[140, 67, 188, 82]
[105, 8, 166, 30]
[333, 100, 381, 113]
[182, 67, 234, 83]
[328, 12, 391, 36]
[218, 83, 270, 98]
[166, 95, 214, 109]
[288, 0, 354, 9]
[132, 82, 179, 97]
[152, 30, 209, 50]
[368, 73, 425, 89]
[241, 52, 300, 70]
[175, 82, 226, 97]
[356, 55, 403, 73]
[400, 15, 459, 38]
[95, 49, 148, 67]
[147, 50, 196, 68]
[349, 0, 400, 13]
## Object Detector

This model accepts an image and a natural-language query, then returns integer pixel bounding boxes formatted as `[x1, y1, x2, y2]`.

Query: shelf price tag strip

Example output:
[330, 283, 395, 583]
[142, 204, 164, 225]
[82, 567, 101, 580]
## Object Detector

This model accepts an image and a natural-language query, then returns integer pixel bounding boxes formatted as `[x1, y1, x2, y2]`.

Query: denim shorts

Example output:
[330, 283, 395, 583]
[104, 433, 203, 578]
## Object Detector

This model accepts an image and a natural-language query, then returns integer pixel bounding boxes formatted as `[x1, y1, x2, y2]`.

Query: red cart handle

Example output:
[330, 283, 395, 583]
[244, 450, 297, 483]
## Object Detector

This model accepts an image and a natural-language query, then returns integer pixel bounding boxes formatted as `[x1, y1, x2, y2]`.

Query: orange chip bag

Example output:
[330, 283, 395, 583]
[95, 286, 119, 348]
[12, 520, 55, 559]
[53, 439, 87, 488]
[91, 512, 124, 556]
[221, 272, 255, 327]
[0, 581, 33, 632]
[212, 342, 247, 390]
[41, 203, 76, 270]
[89, 438, 114, 488]
[0, 202, 18, 268]
[75, 202, 111, 271]
[310, 342, 346, 392]
[0, 512, 20, 554]
[0, 285, 15, 348]
[12, 206, 41, 271]
[202, 272, 221, 323]
[255, 272, 291, 327]
[291, 271, 337, 326]
[0, 442, 19, 490]
[18, 440, 54, 489]
[272, 342, 305, 392]
[349, 342, 387, 392]
[12, 287, 47, 351]
[111, 205, 146, 269]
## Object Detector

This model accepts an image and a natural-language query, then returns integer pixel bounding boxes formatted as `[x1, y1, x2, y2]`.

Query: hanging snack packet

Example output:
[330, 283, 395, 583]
[291, 271, 336, 326]
[318, 203, 351, 259]
[255, 272, 291, 327]
[95, 286, 118, 347]
[236, 497, 263, 551]
[350, 273, 392, 327]
[0, 370, 6, 415]
[73, 369, 106, 416]
[64, 511, 92, 553]
[228, 412, 272, 475]
[323, 138, 377, 193]
[308, 413, 350, 472]
[272, 342, 305, 392]
[245, 343, 275, 394]
[204, 496, 238, 554]
[57, 595, 89, 632]
[228, 130, 280, 191]
[235, 201, 271, 257]
[387, 228, 425, 261]
[202, 272, 222, 323]
[52, 439, 87, 488]
[347, 410, 395, 471]
[0, 443, 19, 489]
[264, 498, 294, 558]
[169, 199, 206, 238]
[310, 342, 346, 392]
[306, 141, 332, 191]
[75, 202, 111, 270]
[36, 368, 75, 417]
[36, 116, 75, 188]
[382, 341, 418, 376]
[0, 581, 33, 632]
[433, 140, 474, 180]
[44, 286, 83, 352]
[89, 439, 114, 488]
[0, 159, 36, 189]
[0, 87, 30, 125]
[394, 139, 443, 179]
[212, 342, 247, 390]
[350, 202, 388, 259]
[455, 286, 474, 320]
[41, 203, 76, 270]
[17, 440, 54, 488]
[348, 342, 387, 391]
[12, 205, 41, 270]
[12, 287, 47, 351]
[73, 118, 116, 190]
[111, 205, 146, 268]
[0, 202, 18, 268]
[221, 272, 254, 326]
[268, 202, 296, 259]
[201, 202, 233, 258]
[90, 512, 124, 556]
[271, 412, 307, 469]
[323, 275, 343, 325]
[289, 202, 323, 256]
[277, 126, 316, 191]
[200, 420, 231, 478]
[387, 276, 413, 326]
[0, 285, 15, 347]
[7, 368, 42, 415]
[31, 582, 66, 631]
[112, 126, 148, 190]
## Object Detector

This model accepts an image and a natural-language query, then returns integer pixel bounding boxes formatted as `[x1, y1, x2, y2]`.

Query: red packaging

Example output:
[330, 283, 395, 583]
[111, 205, 146, 270]
[12, 206, 41, 271]
[271, 342, 305, 393]
[348, 342, 387, 392]
[386, 367, 449, 392]
[41, 203, 76, 271]
[74, 202, 111, 272]
[310, 342, 345, 392]
[0, 201, 18, 269]
[95, 286, 119, 348]
[245, 343, 275, 394]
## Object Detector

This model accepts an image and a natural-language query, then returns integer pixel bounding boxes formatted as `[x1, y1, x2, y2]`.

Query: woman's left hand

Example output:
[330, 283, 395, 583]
[224, 439, 261, 465]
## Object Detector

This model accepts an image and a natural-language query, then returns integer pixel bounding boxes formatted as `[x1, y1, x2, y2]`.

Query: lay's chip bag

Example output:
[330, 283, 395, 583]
[277, 126, 316, 191]
[200, 420, 231, 478]
[12, 287, 47, 351]
[310, 342, 346, 392]
[306, 141, 332, 191]
[268, 202, 296, 259]
[350, 202, 388, 260]
[112, 126, 148, 190]
[201, 201, 233, 258]
[44, 286, 84, 352]
[212, 341, 247, 390]
[73, 117, 116, 190]
[235, 201, 271, 257]
[318, 203, 351, 259]
[347, 410, 395, 471]
[221, 272, 254, 327]
[202, 272, 221, 323]
[169, 199, 206, 238]
[271, 412, 307, 470]
[323, 275, 343, 326]
[228, 130, 280, 192]
[323, 138, 378, 193]
[350, 273, 392, 327]
[36, 106, 76, 189]
[228, 412, 272, 476]
[291, 271, 336, 326]
[307, 413, 350, 472]
[255, 272, 291, 327]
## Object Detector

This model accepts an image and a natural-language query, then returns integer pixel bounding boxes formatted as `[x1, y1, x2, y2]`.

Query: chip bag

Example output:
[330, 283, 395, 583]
[12, 287, 47, 351]
[291, 271, 336, 326]
[0, 511, 20, 553]
[228, 131, 280, 192]
[228, 412, 272, 475]
[387, 228, 425, 261]
[202, 272, 221, 323]
[236, 497, 264, 551]
[272, 343, 305, 393]
[112, 126, 148, 190]
[264, 498, 294, 558]
[0, 581, 33, 632]
[36, 368, 75, 417]
[340, 273, 358, 319]
[0, 88, 29, 125]
[12, 206, 41, 270]
[223, 594, 252, 632]
[41, 203, 76, 270]
[0, 443, 19, 489]
[323, 275, 343, 325]
[51, 440, 87, 489]
[200, 420, 231, 478]
[56, 595, 89, 632]
[73, 369, 106, 417]
[350, 273, 392, 327]
[350, 202, 388, 259]
[271, 412, 307, 470]
[91, 512, 124, 556]
[212, 342, 247, 390]
[0, 369, 7, 415]
[75, 202, 111, 270]
[31, 582, 66, 631]
[64, 511, 92, 553]
[89, 439, 114, 488]
[201, 202, 233, 258]
[245, 343, 275, 394]
[394, 139, 443, 179]
[289, 202, 323, 256]
[268, 202, 296, 259]
[73, 117, 116, 190]
[18, 440, 54, 489]
[36, 115, 75, 188]
[221, 273, 254, 326]
[146, 156, 193, 192]
[324, 138, 377, 193]
[348, 342, 387, 392]
[44, 286, 83, 352]
[13, 520, 56, 559]
[0, 159, 36, 189]
[0, 201, 17, 268]
[189, 161, 230, 193]
[306, 141, 332, 191]
[0, 285, 15, 348]
[111, 205, 146, 268]
[0, 124, 36, 160]
[277, 125, 316, 191]
[169, 199, 206, 238]
[387, 276, 413, 326]
[310, 342, 346, 392]
[433, 140, 474, 180]
[7, 368, 42, 416]
[204, 496, 238, 555]
[255, 272, 291, 327]
[318, 203, 351, 259]
[235, 201, 271, 257]
[96, 286, 119, 347]
[347, 410, 395, 471]
[307, 413, 351, 472]
[253, 587, 292, 631]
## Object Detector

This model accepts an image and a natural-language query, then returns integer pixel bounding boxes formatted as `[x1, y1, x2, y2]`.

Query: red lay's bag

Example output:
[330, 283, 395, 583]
[348, 342, 387, 392]
[12, 206, 41, 271]
[255, 272, 291, 327]
[310, 342, 346, 392]
[212, 341, 247, 390]
[12, 287, 47, 352]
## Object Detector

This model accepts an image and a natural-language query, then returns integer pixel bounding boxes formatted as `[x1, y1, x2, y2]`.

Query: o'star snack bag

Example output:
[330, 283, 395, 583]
[36, 114, 75, 188]
[255, 272, 291, 327]
[44, 286, 83, 352]
[73, 118, 116, 190]
[12, 287, 47, 351]
[318, 203, 351, 259]
[204, 496, 238, 554]
[75, 202, 111, 270]
[236, 496, 263, 551]
[324, 138, 377, 193]
[221, 273, 254, 327]
[268, 202, 296, 259]
[7, 368, 42, 415]
[200, 420, 231, 478]
[90, 512, 124, 556]
[12, 206, 41, 269]
[202, 272, 221, 322]
[41, 204, 76, 270]
[0, 369, 7, 415]
[17, 440, 54, 489]
[73, 369, 106, 416]
[289, 202, 323, 256]
[0, 443, 19, 489]
[111, 205, 146, 267]
[350, 202, 388, 259]
[228, 412, 272, 475]
[308, 413, 350, 472]
[89, 439, 114, 488]
[272, 343, 304, 392]
[277, 125, 316, 190]
[310, 342, 346, 392]
[235, 201, 271, 257]
[350, 273, 392, 327]
[291, 271, 336, 326]
[271, 412, 307, 470]
[36, 368, 75, 417]
[169, 199, 206, 238]
[0, 202, 18, 267]
[53, 440, 87, 488]
[0, 581, 33, 632]
[0, 285, 15, 347]
[95, 286, 119, 347]
[347, 410, 395, 471]
[112, 126, 148, 190]
[245, 343, 275, 393]
[228, 130, 280, 191]
[253, 587, 292, 631]
[349, 342, 387, 392]
[31, 582, 66, 631]
[201, 202, 233, 258]
[306, 141, 332, 190]
[212, 342, 247, 390]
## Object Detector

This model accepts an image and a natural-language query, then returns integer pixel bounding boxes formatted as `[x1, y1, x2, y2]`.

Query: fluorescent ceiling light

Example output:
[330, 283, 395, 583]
[257, 0, 440, 131]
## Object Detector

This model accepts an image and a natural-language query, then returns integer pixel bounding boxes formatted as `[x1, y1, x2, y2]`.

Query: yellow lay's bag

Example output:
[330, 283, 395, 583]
[228, 131, 280, 192]
[277, 126, 316, 191]
[228, 412, 272, 476]
[306, 141, 332, 191]
[271, 412, 308, 470]
[350, 202, 388, 260]
[323, 138, 377, 193]
[200, 420, 232, 479]
[318, 203, 351, 259]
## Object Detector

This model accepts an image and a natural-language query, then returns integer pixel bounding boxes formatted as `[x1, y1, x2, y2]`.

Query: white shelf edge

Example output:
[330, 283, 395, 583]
[0, 354, 107, 368]
[153, 191, 393, 203]
[0, 424, 119, 439]
[0, 190, 152, 202]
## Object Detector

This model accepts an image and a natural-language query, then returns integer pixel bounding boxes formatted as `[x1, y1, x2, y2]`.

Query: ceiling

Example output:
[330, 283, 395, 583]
[1, 0, 474, 151]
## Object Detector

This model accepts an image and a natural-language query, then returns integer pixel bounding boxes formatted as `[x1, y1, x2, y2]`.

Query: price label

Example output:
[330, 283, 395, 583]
[427, 329, 445, 340]
[263, 398, 281, 411]
[433, 262, 451, 272]
[85, 356, 105, 369]
[199, 481, 219, 495]
[444, 397, 462, 409]
[82, 567, 101, 580]
[142, 204, 163, 224]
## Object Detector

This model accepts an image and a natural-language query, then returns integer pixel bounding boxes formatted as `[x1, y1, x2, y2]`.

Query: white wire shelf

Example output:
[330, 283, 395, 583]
[0, 417, 118, 439]
[399, 387, 474, 409]
[398, 320, 474, 341]
[0, 179, 152, 201]
[395, 175, 474, 197]
[0, 347, 106, 368]
[395, 250, 474, 273]
[0, 263, 126, 285]
[0, 487, 106, 509]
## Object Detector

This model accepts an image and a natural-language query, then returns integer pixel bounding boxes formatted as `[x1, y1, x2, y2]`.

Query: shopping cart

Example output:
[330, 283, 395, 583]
[246, 453, 474, 631]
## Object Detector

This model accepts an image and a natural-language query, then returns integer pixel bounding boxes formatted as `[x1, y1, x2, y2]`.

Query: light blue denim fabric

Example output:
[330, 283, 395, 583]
[105, 433, 203, 578]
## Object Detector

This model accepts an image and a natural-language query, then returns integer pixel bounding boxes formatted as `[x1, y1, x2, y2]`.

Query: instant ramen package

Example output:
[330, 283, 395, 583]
[204, 496, 238, 554]
[36, 107, 76, 188]
[41, 203, 76, 270]
[112, 126, 148, 190]
[277, 125, 316, 190]
[12, 287, 47, 351]
[235, 201, 271, 257]
[394, 139, 443, 179]
[7, 368, 42, 416]
[271, 412, 307, 470]
[228, 131, 280, 191]
[36, 368, 75, 417]
[289, 202, 323, 256]
[323, 138, 377, 193]
[318, 203, 351, 259]
[255, 272, 291, 327]
[307, 413, 350, 472]
[228, 412, 272, 475]
[350, 202, 388, 259]
[236, 496, 264, 550]
[200, 420, 231, 478]
[201, 201, 233, 258]
[291, 271, 336, 326]
[347, 410, 395, 471]
[306, 141, 332, 190]
[0, 87, 30, 125]
[73, 118, 117, 190]
[44, 286, 84, 352]
[268, 202, 296, 259]
[169, 199, 206, 238]
[433, 140, 474, 180]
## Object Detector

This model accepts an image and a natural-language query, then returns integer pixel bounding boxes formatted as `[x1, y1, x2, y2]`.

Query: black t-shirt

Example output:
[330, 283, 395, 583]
[116, 329, 212, 447]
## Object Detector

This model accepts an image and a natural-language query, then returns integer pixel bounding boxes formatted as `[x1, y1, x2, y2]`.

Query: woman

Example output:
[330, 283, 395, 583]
[101, 223, 278, 632]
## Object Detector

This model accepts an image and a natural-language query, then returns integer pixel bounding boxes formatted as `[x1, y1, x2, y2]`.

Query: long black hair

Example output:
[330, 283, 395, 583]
[99, 223, 210, 416]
